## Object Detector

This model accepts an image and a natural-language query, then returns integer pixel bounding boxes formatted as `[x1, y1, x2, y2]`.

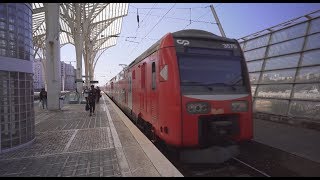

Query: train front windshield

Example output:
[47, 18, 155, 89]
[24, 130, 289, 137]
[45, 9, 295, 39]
[178, 48, 249, 95]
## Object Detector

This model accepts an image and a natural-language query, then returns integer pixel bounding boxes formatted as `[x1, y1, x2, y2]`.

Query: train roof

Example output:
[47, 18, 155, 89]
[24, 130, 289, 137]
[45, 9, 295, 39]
[127, 29, 236, 69]
[128, 38, 161, 69]
[172, 29, 236, 42]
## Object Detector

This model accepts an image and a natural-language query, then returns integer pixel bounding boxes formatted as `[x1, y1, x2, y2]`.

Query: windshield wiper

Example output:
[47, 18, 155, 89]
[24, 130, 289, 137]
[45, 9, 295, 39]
[181, 81, 202, 85]
[228, 75, 243, 86]
[181, 81, 237, 91]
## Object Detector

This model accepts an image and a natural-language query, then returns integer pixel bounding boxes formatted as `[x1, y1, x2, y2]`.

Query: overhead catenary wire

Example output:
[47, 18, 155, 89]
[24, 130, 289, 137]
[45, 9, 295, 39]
[125, 4, 218, 48]
[183, 9, 211, 30]
[215, 3, 223, 9]
[129, 4, 209, 10]
[134, 3, 158, 35]
[125, 3, 221, 57]
[128, 4, 213, 27]
[126, 3, 158, 48]
[128, 3, 177, 58]
[127, 11, 217, 24]
[183, 3, 222, 30]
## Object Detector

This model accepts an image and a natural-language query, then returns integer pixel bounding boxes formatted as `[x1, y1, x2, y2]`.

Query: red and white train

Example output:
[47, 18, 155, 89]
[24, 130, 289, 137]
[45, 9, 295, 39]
[104, 29, 253, 163]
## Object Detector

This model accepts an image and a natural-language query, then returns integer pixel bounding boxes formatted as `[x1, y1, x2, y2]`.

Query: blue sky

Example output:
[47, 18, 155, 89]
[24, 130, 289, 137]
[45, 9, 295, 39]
[60, 3, 320, 86]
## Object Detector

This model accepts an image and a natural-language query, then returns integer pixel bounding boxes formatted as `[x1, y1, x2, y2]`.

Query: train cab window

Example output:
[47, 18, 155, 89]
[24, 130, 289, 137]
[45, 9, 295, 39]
[152, 62, 156, 90]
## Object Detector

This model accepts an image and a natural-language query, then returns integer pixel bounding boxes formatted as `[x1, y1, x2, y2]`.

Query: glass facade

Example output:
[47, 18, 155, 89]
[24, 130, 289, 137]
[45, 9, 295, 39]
[239, 15, 320, 123]
[0, 3, 34, 153]
[0, 4, 33, 60]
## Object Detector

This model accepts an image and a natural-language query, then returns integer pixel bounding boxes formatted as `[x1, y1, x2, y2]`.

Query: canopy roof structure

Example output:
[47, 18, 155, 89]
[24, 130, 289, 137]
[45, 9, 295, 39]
[31, 3, 129, 89]
[32, 3, 128, 50]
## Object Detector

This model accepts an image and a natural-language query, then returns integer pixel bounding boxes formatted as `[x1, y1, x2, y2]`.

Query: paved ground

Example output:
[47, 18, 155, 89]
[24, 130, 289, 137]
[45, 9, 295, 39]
[254, 118, 320, 164]
[8, 91, 319, 176]
[0, 94, 182, 177]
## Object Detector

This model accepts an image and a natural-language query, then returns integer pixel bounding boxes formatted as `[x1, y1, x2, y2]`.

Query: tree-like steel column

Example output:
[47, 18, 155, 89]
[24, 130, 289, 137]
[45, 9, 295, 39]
[45, 3, 61, 110]
[74, 4, 84, 94]
[84, 50, 89, 86]
[85, 40, 94, 83]
[84, 37, 91, 86]
[82, 5, 98, 86]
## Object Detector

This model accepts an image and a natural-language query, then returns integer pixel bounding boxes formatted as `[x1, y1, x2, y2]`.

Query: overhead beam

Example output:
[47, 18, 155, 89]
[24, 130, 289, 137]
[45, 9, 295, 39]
[90, 3, 110, 24]
[32, 19, 46, 34]
[91, 20, 115, 42]
[33, 6, 45, 14]
[90, 14, 127, 31]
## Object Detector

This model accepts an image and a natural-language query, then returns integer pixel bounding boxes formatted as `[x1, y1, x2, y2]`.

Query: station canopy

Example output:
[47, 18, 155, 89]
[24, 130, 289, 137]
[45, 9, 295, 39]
[32, 3, 129, 51]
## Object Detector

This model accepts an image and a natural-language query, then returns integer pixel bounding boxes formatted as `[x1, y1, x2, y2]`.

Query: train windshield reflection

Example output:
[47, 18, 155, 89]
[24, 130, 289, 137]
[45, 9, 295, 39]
[178, 54, 246, 89]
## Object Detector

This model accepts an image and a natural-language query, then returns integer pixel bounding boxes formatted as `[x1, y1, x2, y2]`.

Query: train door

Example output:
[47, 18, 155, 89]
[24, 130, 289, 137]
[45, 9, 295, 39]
[140, 63, 146, 111]
[150, 61, 158, 123]
[128, 71, 132, 110]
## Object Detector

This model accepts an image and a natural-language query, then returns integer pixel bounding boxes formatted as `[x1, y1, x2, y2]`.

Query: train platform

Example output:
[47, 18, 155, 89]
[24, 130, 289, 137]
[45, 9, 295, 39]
[253, 118, 320, 164]
[0, 93, 183, 177]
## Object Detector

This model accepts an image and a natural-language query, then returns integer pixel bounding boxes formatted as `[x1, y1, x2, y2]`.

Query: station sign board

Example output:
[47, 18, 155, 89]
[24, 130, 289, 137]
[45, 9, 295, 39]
[75, 79, 84, 83]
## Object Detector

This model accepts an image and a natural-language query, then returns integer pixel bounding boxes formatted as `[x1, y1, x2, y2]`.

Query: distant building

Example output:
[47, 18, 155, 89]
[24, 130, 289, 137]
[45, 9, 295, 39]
[33, 60, 75, 92]
[64, 63, 76, 91]
[60, 62, 76, 91]
[33, 58, 44, 91]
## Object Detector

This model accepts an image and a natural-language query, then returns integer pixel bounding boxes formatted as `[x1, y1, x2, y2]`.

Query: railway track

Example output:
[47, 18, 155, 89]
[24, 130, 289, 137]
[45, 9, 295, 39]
[169, 156, 270, 177]
[231, 157, 271, 177]
[173, 159, 270, 177]
[153, 141, 270, 177]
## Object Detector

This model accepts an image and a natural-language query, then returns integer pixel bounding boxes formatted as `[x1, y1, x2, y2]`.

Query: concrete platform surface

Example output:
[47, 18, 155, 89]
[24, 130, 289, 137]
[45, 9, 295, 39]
[0, 93, 182, 177]
[254, 118, 320, 164]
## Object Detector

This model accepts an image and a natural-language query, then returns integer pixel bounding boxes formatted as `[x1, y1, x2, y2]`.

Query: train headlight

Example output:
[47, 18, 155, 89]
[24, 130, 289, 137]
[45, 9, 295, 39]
[231, 101, 248, 112]
[186, 102, 210, 114]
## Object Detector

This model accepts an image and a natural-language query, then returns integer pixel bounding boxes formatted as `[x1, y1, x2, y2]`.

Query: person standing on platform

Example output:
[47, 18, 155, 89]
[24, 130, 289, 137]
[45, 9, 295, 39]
[88, 85, 97, 116]
[39, 88, 47, 109]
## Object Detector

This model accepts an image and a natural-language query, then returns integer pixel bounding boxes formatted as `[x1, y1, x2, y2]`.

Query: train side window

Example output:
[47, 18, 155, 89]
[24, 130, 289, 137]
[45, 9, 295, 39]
[111, 82, 114, 89]
[132, 70, 135, 80]
[152, 62, 156, 90]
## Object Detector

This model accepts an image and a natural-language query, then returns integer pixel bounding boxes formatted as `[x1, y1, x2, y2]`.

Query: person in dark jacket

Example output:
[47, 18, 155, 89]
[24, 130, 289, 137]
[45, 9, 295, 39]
[39, 88, 47, 109]
[88, 85, 97, 116]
